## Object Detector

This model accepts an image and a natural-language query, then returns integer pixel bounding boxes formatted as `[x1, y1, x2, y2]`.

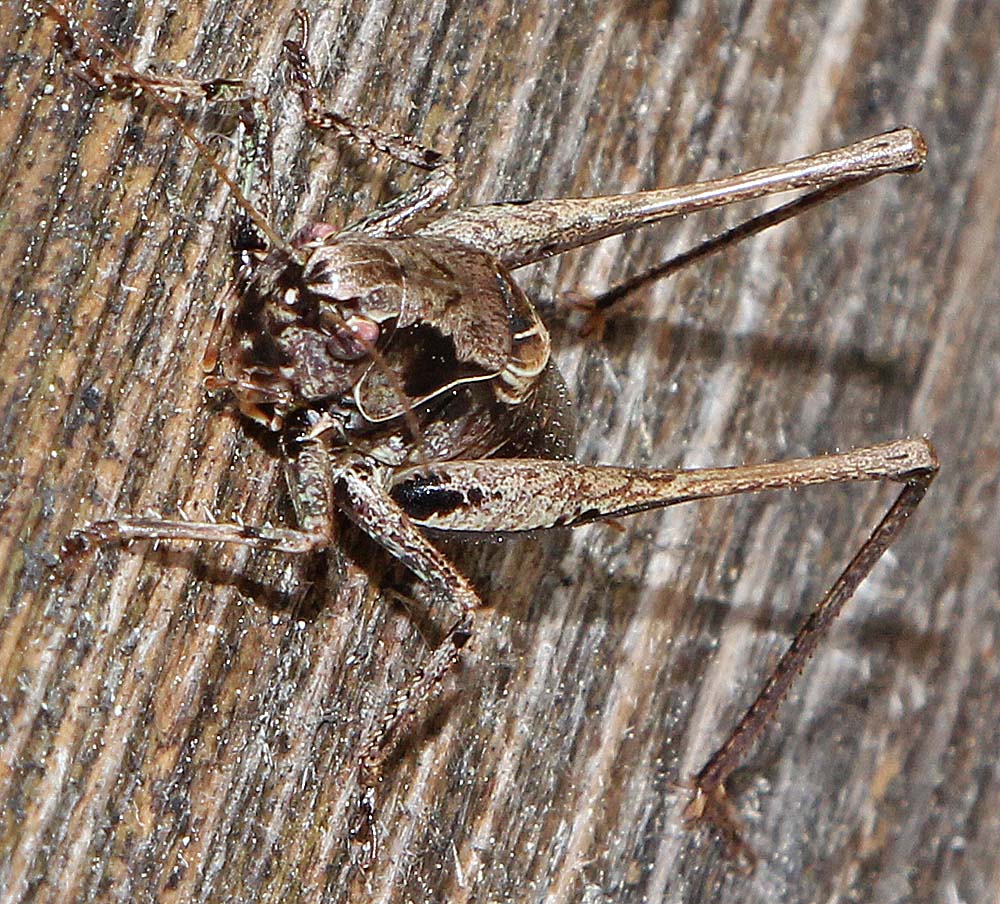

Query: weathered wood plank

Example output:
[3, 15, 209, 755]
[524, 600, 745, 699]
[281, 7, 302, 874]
[1, 1, 997, 902]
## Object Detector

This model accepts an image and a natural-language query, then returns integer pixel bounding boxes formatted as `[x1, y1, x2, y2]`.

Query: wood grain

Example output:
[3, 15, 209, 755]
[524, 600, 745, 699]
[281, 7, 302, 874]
[1, 1, 998, 902]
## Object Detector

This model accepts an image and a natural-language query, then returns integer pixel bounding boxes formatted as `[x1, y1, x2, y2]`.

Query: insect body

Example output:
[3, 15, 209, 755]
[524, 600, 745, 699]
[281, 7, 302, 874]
[47, 3, 938, 868]
[226, 229, 556, 455]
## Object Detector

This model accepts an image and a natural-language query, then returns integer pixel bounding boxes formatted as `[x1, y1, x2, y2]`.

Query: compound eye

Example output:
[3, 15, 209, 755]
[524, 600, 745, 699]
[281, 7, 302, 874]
[324, 313, 380, 361]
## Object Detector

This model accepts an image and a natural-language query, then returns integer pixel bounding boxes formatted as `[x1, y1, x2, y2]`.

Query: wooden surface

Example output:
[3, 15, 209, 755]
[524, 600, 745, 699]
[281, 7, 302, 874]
[1, 1, 998, 902]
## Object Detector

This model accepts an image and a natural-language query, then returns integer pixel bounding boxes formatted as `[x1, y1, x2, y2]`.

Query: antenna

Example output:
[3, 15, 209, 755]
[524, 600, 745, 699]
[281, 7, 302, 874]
[40, 0, 301, 264]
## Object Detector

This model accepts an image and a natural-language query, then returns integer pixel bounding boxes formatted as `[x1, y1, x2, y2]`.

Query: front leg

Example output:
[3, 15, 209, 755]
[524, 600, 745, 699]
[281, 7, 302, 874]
[282, 11, 455, 237]
[68, 441, 338, 556]
[41, 1, 252, 103]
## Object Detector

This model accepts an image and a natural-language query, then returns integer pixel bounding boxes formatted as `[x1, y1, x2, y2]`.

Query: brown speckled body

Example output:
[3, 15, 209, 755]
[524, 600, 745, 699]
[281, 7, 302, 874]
[224, 230, 565, 467]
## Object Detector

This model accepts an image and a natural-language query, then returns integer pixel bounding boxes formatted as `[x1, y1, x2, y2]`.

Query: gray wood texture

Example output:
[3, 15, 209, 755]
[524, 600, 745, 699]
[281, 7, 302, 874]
[1, 1, 998, 902]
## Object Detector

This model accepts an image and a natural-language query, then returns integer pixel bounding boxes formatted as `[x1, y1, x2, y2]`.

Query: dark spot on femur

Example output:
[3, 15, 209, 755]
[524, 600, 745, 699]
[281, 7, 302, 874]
[391, 473, 466, 522]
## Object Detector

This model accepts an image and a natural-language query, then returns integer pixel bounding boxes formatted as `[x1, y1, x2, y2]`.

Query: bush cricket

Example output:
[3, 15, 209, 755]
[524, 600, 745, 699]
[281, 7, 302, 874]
[43, 1, 938, 870]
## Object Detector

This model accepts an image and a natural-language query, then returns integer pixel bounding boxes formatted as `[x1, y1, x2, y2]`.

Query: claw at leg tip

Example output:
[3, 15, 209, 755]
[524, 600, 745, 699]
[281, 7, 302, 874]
[681, 778, 757, 874]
